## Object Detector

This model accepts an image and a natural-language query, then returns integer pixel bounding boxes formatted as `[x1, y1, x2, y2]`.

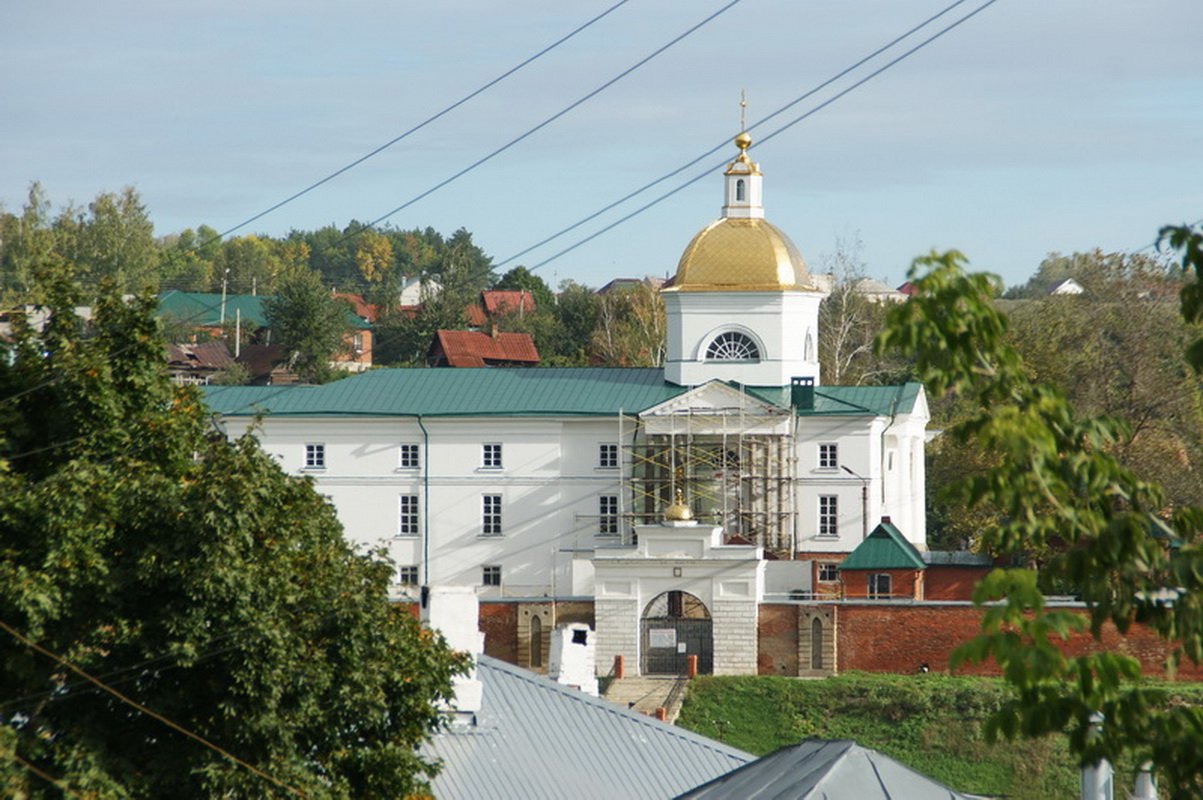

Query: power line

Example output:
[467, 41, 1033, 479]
[525, 0, 1003, 273]
[0, 617, 305, 798]
[495, 0, 977, 270]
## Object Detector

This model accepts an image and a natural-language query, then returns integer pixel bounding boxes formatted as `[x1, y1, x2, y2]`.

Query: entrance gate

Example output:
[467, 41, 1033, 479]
[640, 591, 713, 675]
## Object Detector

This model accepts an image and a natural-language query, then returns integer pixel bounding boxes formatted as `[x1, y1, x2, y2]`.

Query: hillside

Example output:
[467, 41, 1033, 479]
[676, 672, 1196, 799]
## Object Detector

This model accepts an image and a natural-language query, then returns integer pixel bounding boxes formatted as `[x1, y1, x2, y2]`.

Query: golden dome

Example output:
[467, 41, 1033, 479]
[664, 489, 694, 522]
[666, 217, 814, 292]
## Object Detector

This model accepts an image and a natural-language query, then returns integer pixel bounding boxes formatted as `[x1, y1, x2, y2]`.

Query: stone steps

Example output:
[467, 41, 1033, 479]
[602, 675, 689, 722]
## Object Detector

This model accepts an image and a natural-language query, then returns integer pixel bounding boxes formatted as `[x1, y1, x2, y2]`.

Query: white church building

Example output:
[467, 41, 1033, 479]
[204, 133, 928, 675]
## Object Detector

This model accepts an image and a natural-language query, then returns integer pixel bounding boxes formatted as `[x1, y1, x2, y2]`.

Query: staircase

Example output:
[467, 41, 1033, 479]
[603, 675, 689, 723]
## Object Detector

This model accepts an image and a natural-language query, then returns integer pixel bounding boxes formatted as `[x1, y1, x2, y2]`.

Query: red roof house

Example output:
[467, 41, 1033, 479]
[427, 330, 540, 368]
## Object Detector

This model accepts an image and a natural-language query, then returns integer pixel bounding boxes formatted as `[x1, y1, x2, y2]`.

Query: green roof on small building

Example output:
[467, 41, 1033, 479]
[201, 368, 923, 420]
[158, 290, 370, 330]
[840, 520, 926, 570]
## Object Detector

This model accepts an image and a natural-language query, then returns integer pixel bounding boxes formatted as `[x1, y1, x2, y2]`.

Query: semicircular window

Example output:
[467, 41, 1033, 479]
[705, 331, 760, 361]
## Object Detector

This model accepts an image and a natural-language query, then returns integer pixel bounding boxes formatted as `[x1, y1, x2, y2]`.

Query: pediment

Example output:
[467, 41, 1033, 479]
[639, 380, 790, 435]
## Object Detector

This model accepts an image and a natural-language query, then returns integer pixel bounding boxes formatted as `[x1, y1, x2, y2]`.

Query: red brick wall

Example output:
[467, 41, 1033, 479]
[479, 602, 517, 664]
[757, 604, 799, 676]
[924, 566, 990, 601]
[840, 568, 922, 600]
[836, 603, 1203, 680]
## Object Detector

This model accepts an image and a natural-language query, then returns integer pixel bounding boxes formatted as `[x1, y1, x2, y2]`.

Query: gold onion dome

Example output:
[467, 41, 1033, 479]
[669, 218, 813, 292]
[664, 489, 694, 522]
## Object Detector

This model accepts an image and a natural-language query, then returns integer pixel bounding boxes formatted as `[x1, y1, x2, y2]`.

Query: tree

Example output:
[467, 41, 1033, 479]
[262, 268, 352, 383]
[0, 267, 465, 797]
[877, 238, 1203, 795]
[495, 266, 554, 310]
[53, 187, 160, 293]
[590, 281, 665, 366]
[815, 237, 903, 385]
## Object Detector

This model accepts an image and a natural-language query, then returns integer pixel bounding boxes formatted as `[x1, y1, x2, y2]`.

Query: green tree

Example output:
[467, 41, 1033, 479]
[877, 237, 1203, 795]
[53, 187, 159, 293]
[0, 183, 55, 302]
[495, 266, 555, 309]
[262, 268, 352, 383]
[815, 238, 905, 386]
[0, 268, 465, 797]
[589, 281, 665, 366]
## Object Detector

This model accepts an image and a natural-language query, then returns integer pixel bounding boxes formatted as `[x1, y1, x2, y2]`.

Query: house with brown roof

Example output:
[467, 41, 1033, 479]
[465, 290, 535, 329]
[427, 329, 540, 367]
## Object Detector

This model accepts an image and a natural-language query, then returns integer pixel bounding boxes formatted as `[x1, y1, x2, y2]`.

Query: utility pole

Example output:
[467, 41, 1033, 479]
[841, 465, 869, 540]
[219, 268, 230, 325]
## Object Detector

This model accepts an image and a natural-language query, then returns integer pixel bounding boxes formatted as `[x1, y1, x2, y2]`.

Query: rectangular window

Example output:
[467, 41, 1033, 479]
[482, 495, 502, 536]
[818, 443, 838, 469]
[398, 495, 419, 536]
[818, 562, 838, 582]
[599, 495, 619, 535]
[398, 566, 419, 586]
[482, 564, 501, 587]
[304, 443, 326, 469]
[599, 443, 618, 469]
[819, 495, 838, 537]
[482, 443, 502, 469]
[398, 443, 420, 469]
[868, 573, 892, 599]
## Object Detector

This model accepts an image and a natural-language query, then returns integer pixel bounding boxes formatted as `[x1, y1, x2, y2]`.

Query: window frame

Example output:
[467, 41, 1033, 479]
[818, 443, 838, 470]
[482, 564, 501, 587]
[482, 494, 502, 536]
[704, 331, 761, 362]
[817, 562, 839, 582]
[868, 573, 892, 600]
[397, 565, 419, 586]
[398, 443, 420, 470]
[598, 443, 619, 469]
[304, 443, 326, 470]
[818, 494, 838, 537]
[482, 443, 503, 470]
[599, 494, 619, 535]
[398, 494, 419, 537]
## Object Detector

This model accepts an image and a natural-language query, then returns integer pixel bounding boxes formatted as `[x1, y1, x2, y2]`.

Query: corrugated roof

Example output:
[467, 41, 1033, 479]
[424, 656, 751, 800]
[677, 738, 970, 799]
[202, 370, 922, 420]
[840, 520, 927, 570]
[432, 330, 540, 367]
[202, 367, 689, 417]
[158, 290, 371, 330]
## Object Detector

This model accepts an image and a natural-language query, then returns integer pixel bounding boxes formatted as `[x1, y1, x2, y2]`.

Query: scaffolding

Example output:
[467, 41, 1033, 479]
[618, 397, 797, 555]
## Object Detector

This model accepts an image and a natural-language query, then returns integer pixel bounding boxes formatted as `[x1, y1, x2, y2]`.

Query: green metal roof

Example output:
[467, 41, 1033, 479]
[746, 382, 923, 417]
[202, 368, 922, 420]
[839, 520, 927, 570]
[158, 291, 371, 330]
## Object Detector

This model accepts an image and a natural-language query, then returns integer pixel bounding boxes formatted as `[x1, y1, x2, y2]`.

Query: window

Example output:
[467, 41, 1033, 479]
[818, 562, 838, 582]
[482, 443, 502, 469]
[868, 573, 892, 599]
[482, 564, 501, 586]
[398, 443, 420, 469]
[818, 443, 838, 469]
[705, 331, 760, 362]
[352, 332, 364, 353]
[735, 178, 746, 202]
[398, 495, 419, 536]
[599, 443, 618, 469]
[599, 495, 618, 535]
[482, 495, 502, 536]
[819, 495, 838, 537]
[398, 566, 419, 586]
[304, 443, 325, 469]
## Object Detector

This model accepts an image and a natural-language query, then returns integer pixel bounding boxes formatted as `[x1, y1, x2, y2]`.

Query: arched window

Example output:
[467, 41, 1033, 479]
[811, 617, 824, 670]
[804, 330, 815, 362]
[529, 614, 543, 668]
[705, 332, 760, 362]
[735, 179, 746, 202]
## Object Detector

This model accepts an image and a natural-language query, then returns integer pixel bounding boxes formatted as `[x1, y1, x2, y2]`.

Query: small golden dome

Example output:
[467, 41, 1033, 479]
[734, 131, 752, 151]
[664, 489, 694, 522]
[666, 217, 814, 292]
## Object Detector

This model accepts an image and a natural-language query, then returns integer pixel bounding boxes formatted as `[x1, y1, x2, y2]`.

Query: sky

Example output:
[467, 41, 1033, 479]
[2, 0, 1201, 291]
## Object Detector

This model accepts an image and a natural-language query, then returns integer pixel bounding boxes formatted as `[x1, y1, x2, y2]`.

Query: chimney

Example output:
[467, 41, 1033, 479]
[881, 516, 891, 525]
[420, 586, 484, 721]
[548, 624, 599, 696]
[790, 376, 814, 410]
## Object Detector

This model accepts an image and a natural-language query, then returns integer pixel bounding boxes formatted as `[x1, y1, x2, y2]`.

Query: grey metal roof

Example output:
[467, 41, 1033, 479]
[423, 656, 752, 800]
[676, 739, 971, 800]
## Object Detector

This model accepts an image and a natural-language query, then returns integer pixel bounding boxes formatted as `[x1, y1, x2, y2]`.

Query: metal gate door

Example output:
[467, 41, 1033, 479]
[641, 617, 713, 675]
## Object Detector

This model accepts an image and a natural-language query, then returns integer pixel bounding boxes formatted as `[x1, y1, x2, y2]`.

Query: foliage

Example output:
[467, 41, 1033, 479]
[0, 267, 466, 797]
[1003, 248, 1179, 299]
[262, 267, 353, 383]
[674, 672, 1168, 798]
[877, 243, 1203, 796]
[590, 281, 665, 367]
[495, 266, 554, 310]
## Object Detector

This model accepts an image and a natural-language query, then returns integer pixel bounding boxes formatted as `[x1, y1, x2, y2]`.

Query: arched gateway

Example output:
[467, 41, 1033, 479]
[640, 590, 713, 675]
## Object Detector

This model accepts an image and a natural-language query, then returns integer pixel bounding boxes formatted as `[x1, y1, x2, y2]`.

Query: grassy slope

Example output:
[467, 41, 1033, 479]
[676, 673, 1092, 799]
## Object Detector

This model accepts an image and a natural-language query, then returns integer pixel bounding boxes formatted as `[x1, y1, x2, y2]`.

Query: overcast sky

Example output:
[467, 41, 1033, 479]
[2, 0, 1200, 290]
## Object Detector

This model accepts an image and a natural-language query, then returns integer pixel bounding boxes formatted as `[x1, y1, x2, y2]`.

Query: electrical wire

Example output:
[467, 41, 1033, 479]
[524, 0, 1003, 273]
[0, 618, 305, 797]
